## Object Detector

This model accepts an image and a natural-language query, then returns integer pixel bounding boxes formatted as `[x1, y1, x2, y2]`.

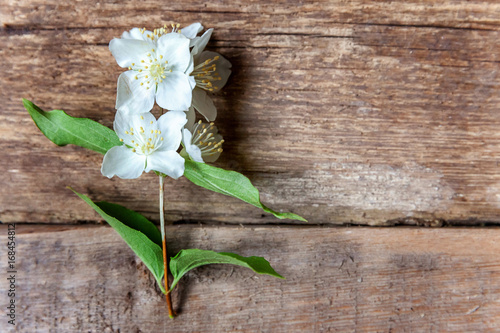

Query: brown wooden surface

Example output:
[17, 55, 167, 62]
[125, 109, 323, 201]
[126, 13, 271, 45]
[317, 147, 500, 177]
[1, 1, 500, 225]
[1, 224, 499, 332]
[2, 1, 500, 330]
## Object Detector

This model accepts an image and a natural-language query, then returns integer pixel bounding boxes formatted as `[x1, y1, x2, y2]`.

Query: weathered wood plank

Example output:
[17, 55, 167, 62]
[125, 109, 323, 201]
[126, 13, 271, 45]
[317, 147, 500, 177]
[2, 1, 500, 30]
[1, 224, 499, 332]
[1, 1, 500, 224]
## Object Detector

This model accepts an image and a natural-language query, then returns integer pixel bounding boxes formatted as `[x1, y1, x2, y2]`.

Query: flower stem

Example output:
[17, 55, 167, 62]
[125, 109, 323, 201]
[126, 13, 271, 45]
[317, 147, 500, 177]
[159, 175, 175, 319]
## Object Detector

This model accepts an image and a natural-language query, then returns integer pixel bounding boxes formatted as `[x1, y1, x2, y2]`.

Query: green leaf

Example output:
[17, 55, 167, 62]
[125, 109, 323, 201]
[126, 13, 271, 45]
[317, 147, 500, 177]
[70, 188, 166, 293]
[23, 99, 121, 154]
[169, 249, 284, 291]
[95, 201, 163, 248]
[183, 160, 307, 221]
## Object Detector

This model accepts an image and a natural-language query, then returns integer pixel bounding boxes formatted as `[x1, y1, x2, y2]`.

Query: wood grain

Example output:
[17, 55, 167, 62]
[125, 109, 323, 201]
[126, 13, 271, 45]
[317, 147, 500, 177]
[1, 224, 499, 332]
[1, 1, 500, 225]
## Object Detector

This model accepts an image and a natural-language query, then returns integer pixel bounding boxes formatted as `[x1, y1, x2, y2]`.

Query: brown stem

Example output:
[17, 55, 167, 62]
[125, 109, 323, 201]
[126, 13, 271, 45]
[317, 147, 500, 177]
[159, 175, 175, 318]
[162, 237, 175, 318]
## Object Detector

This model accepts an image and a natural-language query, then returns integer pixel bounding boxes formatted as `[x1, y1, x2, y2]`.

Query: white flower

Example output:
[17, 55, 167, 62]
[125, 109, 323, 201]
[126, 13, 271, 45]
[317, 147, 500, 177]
[120, 23, 203, 44]
[101, 110, 187, 179]
[182, 120, 224, 163]
[188, 29, 232, 122]
[110, 29, 195, 113]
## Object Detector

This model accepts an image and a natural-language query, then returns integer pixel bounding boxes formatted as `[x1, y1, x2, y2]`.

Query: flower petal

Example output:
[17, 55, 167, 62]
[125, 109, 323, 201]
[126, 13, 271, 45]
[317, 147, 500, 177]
[185, 106, 196, 130]
[113, 110, 158, 148]
[109, 38, 153, 68]
[182, 127, 193, 146]
[145, 150, 185, 179]
[186, 57, 195, 76]
[181, 23, 203, 39]
[192, 87, 217, 121]
[182, 128, 204, 163]
[188, 75, 196, 89]
[156, 72, 193, 111]
[157, 33, 192, 73]
[198, 51, 232, 90]
[192, 29, 213, 61]
[113, 109, 134, 146]
[121, 27, 149, 41]
[203, 151, 222, 163]
[116, 72, 133, 110]
[157, 111, 187, 151]
[185, 56, 194, 76]
[131, 112, 158, 145]
[101, 145, 146, 179]
[131, 111, 158, 135]
[116, 71, 155, 114]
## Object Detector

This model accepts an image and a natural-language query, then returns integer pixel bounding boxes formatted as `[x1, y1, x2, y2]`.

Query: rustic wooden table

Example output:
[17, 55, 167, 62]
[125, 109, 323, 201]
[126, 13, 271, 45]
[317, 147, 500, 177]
[1, 1, 499, 331]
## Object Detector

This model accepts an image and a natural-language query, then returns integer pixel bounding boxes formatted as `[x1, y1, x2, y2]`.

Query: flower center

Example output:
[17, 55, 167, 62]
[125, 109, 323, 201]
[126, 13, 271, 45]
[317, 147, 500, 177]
[191, 121, 223, 156]
[191, 56, 222, 92]
[128, 49, 173, 91]
[122, 121, 165, 156]
[150, 63, 165, 79]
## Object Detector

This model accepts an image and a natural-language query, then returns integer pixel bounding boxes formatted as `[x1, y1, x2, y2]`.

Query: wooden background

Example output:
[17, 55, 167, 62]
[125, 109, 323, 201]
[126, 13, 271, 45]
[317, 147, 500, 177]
[1, 0, 500, 331]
